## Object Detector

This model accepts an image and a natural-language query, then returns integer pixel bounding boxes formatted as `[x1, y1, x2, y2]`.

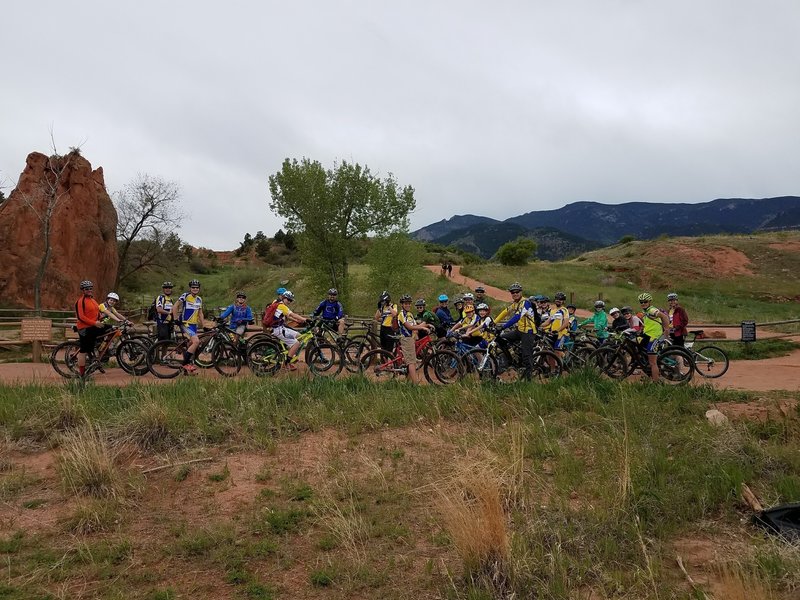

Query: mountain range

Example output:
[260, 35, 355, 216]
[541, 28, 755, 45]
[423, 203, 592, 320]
[412, 196, 800, 260]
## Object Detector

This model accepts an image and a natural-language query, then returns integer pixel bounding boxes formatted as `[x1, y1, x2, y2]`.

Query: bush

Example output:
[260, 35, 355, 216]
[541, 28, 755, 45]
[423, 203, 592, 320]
[494, 238, 537, 266]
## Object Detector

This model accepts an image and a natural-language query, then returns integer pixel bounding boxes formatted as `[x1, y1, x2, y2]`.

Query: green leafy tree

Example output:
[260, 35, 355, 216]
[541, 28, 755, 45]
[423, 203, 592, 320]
[365, 234, 425, 298]
[495, 237, 538, 266]
[254, 231, 271, 259]
[235, 232, 254, 257]
[269, 158, 415, 302]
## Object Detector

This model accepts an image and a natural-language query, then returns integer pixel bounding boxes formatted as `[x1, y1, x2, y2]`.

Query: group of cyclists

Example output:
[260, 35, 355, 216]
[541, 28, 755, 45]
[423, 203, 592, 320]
[73, 276, 689, 382]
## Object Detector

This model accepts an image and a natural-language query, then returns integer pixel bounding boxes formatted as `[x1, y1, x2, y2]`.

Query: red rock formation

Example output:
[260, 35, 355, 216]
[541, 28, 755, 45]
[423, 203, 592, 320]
[0, 151, 118, 309]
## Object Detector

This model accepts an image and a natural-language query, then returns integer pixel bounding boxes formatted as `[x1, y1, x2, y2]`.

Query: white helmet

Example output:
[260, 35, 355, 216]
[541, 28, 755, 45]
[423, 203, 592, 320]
[107, 292, 120, 301]
[609, 307, 620, 315]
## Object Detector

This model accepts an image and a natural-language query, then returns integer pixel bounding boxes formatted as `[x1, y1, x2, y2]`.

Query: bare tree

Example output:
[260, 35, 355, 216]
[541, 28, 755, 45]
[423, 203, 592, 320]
[114, 174, 184, 286]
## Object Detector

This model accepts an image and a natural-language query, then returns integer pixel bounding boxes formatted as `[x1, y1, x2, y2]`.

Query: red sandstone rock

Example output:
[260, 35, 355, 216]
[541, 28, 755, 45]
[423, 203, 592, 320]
[0, 151, 118, 309]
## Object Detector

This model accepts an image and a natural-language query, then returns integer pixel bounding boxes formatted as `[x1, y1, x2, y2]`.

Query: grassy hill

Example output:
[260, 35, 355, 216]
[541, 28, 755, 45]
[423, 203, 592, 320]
[461, 231, 800, 327]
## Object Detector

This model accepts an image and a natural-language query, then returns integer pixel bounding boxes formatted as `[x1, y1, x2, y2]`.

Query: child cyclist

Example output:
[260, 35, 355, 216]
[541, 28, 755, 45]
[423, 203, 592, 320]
[463, 303, 494, 347]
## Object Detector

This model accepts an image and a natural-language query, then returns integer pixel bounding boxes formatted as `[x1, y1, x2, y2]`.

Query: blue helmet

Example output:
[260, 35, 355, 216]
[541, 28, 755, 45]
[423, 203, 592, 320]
[438, 294, 449, 302]
[276, 287, 287, 296]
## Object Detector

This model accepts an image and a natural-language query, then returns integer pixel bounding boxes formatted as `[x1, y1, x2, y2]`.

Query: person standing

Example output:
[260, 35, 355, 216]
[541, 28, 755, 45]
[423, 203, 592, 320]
[75, 280, 103, 378]
[638, 292, 671, 382]
[155, 282, 175, 341]
[667, 292, 689, 347]
[397, 294, 434, 383]
[579, 300, 609, 343]
[474, 286, 487, 305]
[414, 299, 440, 331]
[171, 279, 205, 374]
[374, 291, 398, 353]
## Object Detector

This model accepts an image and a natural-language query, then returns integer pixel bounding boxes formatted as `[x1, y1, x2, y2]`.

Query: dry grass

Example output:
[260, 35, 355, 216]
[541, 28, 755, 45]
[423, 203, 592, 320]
[120, 395, 178, 451]
[312, 476, 370, 565]
[57, 425, 130, 500]
[714, 563, 775, 600]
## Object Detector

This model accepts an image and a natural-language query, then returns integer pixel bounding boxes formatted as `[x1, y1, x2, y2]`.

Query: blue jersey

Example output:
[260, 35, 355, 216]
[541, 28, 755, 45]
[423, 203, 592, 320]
[220, 304, 253, 329]
[435, 306, 454, 326]
[313, 299, 344, 320]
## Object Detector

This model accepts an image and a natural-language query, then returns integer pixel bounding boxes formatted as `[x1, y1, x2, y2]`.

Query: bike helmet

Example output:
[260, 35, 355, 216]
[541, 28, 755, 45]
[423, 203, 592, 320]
[594, 300, 605, 309]
[621, 306, 633, 315]
[328, 288, 338, 296]
[609, 307, 620, 315]
[475, 286, 485, 293]
[462, 292, 474, 301]
[399, 294, 412, 303]
[107, 292, 120, 301]
[276, 286, 287, 295]
[508, 282, 523, 293]
[554, 291, 566, 301]
[667, 292, 678, 301]
[438, 294, 449, 302]
[236, 290, 246, 299]
[463, 303, 475, 313]
[638, 292, 653, 303]
[282, 290, 295, 302]
[189, 279, 201, 288]
[162, 281, 174, 288]
[566, 304, 576, 310]
[80, 280, 93, 290]
[379, 290, 391, 302]
[454, 296, 464, 305]
[476, 302, 489, 311]
[415, 298, 425, 307]
[539, 295, 551, 303]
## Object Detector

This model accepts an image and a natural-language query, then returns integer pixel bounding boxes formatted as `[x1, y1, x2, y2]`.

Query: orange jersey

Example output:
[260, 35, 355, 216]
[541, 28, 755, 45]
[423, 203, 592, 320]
[75, 296, 100, 330]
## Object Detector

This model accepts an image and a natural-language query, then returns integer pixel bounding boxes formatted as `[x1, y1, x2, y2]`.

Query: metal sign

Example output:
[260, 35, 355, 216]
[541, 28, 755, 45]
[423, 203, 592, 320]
[741, 320, 757, 343]
[20, 319, 53, 342]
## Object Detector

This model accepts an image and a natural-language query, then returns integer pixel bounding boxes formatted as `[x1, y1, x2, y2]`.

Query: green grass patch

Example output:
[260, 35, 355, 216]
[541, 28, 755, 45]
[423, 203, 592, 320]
[722, 339, 800, 360]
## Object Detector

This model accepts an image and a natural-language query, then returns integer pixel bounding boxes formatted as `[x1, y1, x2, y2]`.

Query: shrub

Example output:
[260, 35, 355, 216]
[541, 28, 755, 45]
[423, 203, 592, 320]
[495, 238, 537, 266]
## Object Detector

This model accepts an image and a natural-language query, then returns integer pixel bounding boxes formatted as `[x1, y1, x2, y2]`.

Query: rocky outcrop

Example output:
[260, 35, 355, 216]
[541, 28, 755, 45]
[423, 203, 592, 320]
[0, 151, 118, 309]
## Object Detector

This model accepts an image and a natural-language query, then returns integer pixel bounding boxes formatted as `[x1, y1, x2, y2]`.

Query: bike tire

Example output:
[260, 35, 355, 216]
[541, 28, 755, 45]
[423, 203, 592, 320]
[342, 340, 366, 373]
[50, 341, 81, 379]
[194, 336, 216, 369]
[306, 342, 344, 378]
[692, 345, 729, 378]
[359, 348, 400, 382]
[212, 341, 242, 377]
[657, 347, 694, 385]
[589, 346, 629, 379]
[147, 340, 185, 379]
[422, 348, 463, 385]
[461, 347, 498, 381]
[246, 340, 283, 377]
[116, 339, 149, 376]
[530, 350, 563, 381]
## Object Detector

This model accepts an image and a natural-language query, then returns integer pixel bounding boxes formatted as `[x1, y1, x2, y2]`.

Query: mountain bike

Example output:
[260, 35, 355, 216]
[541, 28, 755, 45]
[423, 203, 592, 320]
[683, 330, 729, 378]
[50, 323, 148, 379]
[358, 333, 463, 384]
[589, 330, 694, 384]
[146, 319, 242, 378]
[246, 319, 343, 378]
[459, 328, 562, 383]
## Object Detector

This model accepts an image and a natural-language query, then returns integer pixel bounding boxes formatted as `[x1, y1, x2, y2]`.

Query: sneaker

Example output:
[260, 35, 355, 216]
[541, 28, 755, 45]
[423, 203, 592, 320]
[283, 363, 298, 372]
[182, 364, 198, 374]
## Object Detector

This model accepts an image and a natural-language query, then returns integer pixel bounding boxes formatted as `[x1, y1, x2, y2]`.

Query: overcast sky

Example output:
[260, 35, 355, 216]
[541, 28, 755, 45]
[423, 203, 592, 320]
[2, 1, 799, 249]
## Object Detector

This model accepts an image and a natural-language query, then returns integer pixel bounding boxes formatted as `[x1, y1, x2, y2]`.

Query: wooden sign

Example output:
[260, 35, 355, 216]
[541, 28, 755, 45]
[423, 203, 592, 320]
[20, 319, 53, 342]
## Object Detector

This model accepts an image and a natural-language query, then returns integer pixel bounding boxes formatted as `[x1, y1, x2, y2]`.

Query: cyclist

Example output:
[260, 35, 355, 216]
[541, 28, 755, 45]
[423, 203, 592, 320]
[566, 304, 579, 333]
[609, 307, 626, 331]
[272, 290, 309, 370]
[537, 296, 551, 322]
[474, 286, 487, 305]
[461, 292, 475, 315]
[414, 299, 440, 332]
[98, 292, 130, 326]
[313, 288, 346, 337]
[374, 291, 398, 353]
[496, 282, 537, 380]
[398, 294, 434, 383]
[667, 292, 689, 347]
[434, 294, 454, 337]
[219, 291, 254, 343]
[638, 292, 671, 382]
[75, 280, 104, 378]
[621, 306, 643, 332]
[579, 300, 609, 343]
[452, 296, 465, 322]
[448, 298, 480, 344]
[154, 282, 175, 341]
[171, 279, 206, 374]
[540, 292, 570, 359]
[463, 302, 494, 346]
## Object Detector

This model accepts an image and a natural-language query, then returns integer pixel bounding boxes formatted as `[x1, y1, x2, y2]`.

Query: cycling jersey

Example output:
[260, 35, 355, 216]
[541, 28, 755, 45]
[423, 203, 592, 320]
[313, 300, 344, 320]
[548, 307, 569, 338]
[494, 301, 519, 325]
[642, 306, 665, 339]
[380, 304, 397, 327]
[472, 315, 494, 340]
[273, 302, 294, 328]
[501, 299, 537, 333]
[177, 293, 203, 325]
[435, 306, 454, 326]
[97, 302, 116, 325]
[416, 310, 440, 327]
[220, 304, 254, 329]
[75, 296, 100, 330]
[397, 308, 417, 337]
[568, 315, 578, 333]
[579, 310, 609, 340]
[155, 294, 173, 323]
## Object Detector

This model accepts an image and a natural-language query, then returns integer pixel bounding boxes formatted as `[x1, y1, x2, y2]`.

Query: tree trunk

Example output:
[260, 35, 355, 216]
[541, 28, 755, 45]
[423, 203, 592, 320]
[33, 216, 51, 314]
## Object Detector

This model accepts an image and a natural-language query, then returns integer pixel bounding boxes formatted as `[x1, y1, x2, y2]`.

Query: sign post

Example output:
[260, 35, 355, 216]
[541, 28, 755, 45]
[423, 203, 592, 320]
[741, 320, 757, 344]
[20, 319, 52, 363]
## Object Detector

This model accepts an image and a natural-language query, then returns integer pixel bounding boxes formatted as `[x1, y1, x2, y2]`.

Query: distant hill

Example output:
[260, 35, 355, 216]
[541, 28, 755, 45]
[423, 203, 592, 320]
[412, 196, 800, 257]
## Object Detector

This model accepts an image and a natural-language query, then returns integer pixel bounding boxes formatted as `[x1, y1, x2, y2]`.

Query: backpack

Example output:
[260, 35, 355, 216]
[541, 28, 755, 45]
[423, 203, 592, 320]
[262, 300, 279, 329]
[146, 297, 159, 321]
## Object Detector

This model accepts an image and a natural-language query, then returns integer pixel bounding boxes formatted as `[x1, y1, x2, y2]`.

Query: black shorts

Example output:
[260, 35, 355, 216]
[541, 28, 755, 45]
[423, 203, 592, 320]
[78, 327, 101, 353]
[156, 321, 173, 341]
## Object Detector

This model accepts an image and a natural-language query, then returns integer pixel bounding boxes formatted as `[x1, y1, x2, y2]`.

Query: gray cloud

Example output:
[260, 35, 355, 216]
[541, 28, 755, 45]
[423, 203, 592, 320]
[2, 0, 799, 248]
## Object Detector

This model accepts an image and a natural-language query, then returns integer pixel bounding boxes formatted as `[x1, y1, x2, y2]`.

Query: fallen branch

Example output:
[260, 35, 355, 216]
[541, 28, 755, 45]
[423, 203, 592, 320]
[142, 457, 214, 474]
[741, 483, 764, 512]
[676, 555, 709, 598]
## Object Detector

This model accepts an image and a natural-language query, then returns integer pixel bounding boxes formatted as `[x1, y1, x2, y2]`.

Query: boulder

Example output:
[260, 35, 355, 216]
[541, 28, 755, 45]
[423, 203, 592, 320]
[0, 151, 118, 309]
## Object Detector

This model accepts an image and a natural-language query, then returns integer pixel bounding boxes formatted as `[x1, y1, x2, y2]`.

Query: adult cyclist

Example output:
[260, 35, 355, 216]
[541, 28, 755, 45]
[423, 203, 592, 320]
[75, 280, 104, 378]
[638, 292, 671, 382]
[219, 291, 254, 343]
[667, 292, 689, 347]
[313, 288, 346, 338]
[496, 282, 537, 380]
[540, 291, 570, 359]
[579, 300, 609, 343]
[171, 279, 206, 374]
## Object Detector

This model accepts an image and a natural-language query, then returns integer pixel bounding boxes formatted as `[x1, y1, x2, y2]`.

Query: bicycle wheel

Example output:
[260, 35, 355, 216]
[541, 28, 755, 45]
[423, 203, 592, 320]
[245, 333, 275, 352]
[306, 342, 343, 378]
[359, 348, 400, 382]
[657, 347, 694, 385]
[246, 340, 283, 377]
[116, 339, 149, 376]
[342, 340, 366, 373]
[147, 340, 185, 379]
[692, 345, 729, 378]
[423, 349, 463, 384]
[530, 350, 563, 381]
[194, 337, 216, 369]
[212, 341, 242, 377]
[50, 341, 81, 379]
[461, 347, 498, 381]
[588, 346, 629, 379]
